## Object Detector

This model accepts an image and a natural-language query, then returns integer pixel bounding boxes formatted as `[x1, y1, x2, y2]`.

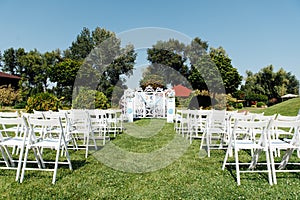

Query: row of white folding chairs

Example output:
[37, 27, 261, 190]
[30, 109, 123, 158]
[0, 113, 72, 184]
[175, 109, 248, 157]
[70, 109, 107, 158]
[175, 109, 298, 157]
[222, 117, 300, 185]
[67, 109, 124, 158]
[70, 109, 123, 135]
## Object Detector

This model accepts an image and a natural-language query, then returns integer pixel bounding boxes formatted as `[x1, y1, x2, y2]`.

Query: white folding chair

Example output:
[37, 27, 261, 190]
[200, 109, 227, 157]
[114, 109, 124, 134]
[0, 116, 28, 181]
[227, 112, 253, 139]
[272, 114, 300, 140]
[268, 119, 300, 184]
[0, 112, 22, 139]
[20, 116, 72, 184]
[68, 109, 97, 158]
[174, 109, 183, 133]
[105, 109, 118, 137]
[88, 110, 109, 145]
[222, 119, 273, 185]
[44, 111, 78, 154]
[188, 110, 210, 144]
[176, 110, 191, 137]
[0, 111, 19, 118]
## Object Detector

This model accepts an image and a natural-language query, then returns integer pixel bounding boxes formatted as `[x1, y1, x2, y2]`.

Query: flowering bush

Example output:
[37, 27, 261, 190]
[0, 85, 21, 107]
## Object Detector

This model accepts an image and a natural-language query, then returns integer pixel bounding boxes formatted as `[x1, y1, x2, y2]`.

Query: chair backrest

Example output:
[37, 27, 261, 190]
[68, 109, 89, 132]
[27, 117, 64, 142]
[253, 114, 276, 122]
[232, 119, 270, 146]
[0, 111, 19, 118]
[276, 114, 300, 121]
[207, 109, 227, 130]
[0, 117, 23, 140]
[44, 111, 69, 131]
[269, 119, 300, 145]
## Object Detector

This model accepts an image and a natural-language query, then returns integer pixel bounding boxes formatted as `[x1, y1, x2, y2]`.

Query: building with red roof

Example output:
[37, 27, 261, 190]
[0, 72, 21, 88]
[172, 84, 192, 97]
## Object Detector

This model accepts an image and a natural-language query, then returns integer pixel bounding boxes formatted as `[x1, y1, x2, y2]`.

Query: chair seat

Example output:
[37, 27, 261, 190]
[233, 140, 262, 149]
[207, 127, 226, 133]
[269, 139, 295, 149]
[1, 127, 21, 132]
[0, 137, 28, 146]
[30, 138, 62, 149]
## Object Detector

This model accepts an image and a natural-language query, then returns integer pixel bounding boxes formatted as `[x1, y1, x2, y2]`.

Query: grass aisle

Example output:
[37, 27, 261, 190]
[1, 117, 300, 199]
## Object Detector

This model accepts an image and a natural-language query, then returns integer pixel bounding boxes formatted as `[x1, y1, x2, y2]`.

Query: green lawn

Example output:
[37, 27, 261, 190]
[1, 99, 300, 199]
[242, 97, 300, 116]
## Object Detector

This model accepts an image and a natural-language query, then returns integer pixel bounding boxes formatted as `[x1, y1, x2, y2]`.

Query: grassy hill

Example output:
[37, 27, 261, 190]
[245, 97, 300, 116]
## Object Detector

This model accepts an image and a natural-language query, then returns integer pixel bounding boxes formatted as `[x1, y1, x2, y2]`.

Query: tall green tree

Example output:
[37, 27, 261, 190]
[241, 65, 299, 100]
[64, 27, 93, 61]
[64, 27, 116, 61]
[286, 72, 299, 95]
[146, 39, 189, 86]
[209, 47, 242, 94]
[0, 51, 2, 69]
[18, 49, 48, 94]
[1, 48, 26, 76]
[68, 27, 137, 102]
[185, 37, 208, 65]
[2, 48, 17, 75]
[146, 38, 241, 95]
[49, 58, 82, 103]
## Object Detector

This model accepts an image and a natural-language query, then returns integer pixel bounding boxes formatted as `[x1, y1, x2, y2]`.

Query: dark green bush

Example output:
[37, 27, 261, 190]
[257, 101, 266, 108]
[245, 93, 268, 102]
[26, 92, 62, 113]
[72, 88, 110, 109]
[14, 101, 27, 109]
[235, 102, 243, 109]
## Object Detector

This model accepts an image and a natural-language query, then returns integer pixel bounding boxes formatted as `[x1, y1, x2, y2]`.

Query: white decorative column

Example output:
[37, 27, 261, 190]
[166, 89, 175, 123]
[125, 89, 134, 122]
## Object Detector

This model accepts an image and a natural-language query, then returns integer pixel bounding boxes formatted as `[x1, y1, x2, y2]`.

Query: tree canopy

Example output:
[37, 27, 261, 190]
[0, 26, 298, 108]
[144, 38, 241, 96]
[241, 65, 299, 103]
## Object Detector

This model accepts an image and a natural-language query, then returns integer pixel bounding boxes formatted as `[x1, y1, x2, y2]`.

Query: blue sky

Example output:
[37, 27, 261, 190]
[1, 0, 300, 81]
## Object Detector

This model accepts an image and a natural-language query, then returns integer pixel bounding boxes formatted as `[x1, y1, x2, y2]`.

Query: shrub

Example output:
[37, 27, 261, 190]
[245, 93, 268, 102]
[257, 101, 266, 108]
[72, 88, 110, 109]
[14, 101, 27, 109]
[0, 85, 21, 107]
[235, 102, 243, 109]
[26, 92, 62, 113]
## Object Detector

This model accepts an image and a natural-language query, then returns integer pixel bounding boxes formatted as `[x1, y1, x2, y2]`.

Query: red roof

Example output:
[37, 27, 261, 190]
[173, 84, 192, 97]
[0, 72, 21, 79]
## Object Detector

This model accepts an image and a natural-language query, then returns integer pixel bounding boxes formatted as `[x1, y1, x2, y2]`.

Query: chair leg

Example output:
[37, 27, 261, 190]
[222, 147, 230, 170]
[85, 132, 89, 158]
[20, 147, 30, 183]
[91, 131, 97, 151]
[270, 149, 277, 184]
[189, 131, 193, 144]
[52, 147, 60, 184]
[34, 147, 45, 169]
[62, 139, 73, 171]
[265, 149, 273, 185]
[102, 129, 106, 146]
[206, 131, 210, 157]
[1, 146, 14, 167]
[234, 148, 241, 185]
[15, 145, 25, 181]
[199, 132, 206, 153]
